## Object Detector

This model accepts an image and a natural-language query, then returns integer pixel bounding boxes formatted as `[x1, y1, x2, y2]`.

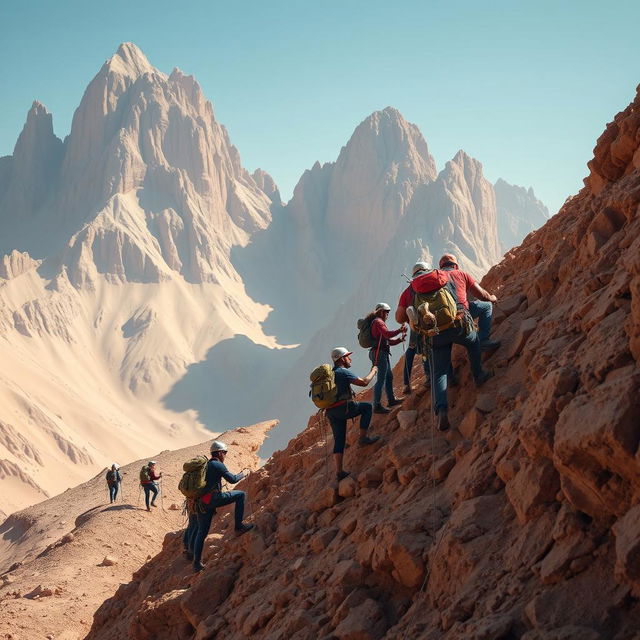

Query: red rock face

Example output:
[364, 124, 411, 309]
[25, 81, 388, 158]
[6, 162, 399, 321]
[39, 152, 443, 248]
[86, 88, 640, 639]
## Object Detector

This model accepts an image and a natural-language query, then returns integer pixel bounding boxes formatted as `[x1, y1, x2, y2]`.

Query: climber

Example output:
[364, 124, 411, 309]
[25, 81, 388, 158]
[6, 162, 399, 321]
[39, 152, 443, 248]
[326, 347, 380, 481]
[192, 441, 253, 572]
[402, 262, 432, 394]
[438, 253, 501, 351]
[140, 460, 162, 511]
[396, 263, 493, 431]
[105, 463, 122, 503]
[369, 303, 407, 413]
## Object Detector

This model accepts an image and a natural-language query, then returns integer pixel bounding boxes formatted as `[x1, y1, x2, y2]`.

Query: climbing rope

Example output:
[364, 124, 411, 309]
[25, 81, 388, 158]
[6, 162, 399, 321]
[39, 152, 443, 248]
[401, 339, 447, 639]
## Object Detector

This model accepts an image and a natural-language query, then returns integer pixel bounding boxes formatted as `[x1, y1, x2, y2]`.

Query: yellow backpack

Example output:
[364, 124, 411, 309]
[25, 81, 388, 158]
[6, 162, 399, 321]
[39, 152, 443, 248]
[309, 364, 338, 409]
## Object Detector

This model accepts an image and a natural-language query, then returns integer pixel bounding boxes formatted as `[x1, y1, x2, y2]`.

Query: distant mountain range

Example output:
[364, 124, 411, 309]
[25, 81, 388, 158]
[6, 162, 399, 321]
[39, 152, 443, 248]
[0, 43, 550, 515]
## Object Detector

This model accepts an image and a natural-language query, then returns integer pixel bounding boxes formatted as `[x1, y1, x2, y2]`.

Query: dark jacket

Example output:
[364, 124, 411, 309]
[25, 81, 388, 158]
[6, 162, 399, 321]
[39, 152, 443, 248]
[105, 470, 122, 486]
[203, 459, 243, 494]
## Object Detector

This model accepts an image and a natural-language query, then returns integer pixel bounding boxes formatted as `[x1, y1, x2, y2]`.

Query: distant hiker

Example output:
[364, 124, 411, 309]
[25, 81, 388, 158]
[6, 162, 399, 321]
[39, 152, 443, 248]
[192, 441, 253, 572]
[105, 463, 122, 503]
[369, 303, 407, 413]
[396, 265, 493, 431]
[140, 461, 162, 511]
[402, 262, 432, 394]
[326, 347, 380, 481]
[438, 253, 500, 351]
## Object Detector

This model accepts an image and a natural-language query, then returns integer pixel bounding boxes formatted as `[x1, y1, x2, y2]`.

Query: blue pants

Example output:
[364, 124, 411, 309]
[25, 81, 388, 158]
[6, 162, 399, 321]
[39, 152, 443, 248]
[469, 300, 493, 342]
[369, 349, 394, 405]
[143, 483, 158, 508]
[183, 513, 198, 553]
[108, 483, 119, 502]
[403, 345, 430, 385]
[326, 401, 372, 453]
[192, 491, 245, 565]
[431, 325, 483, 414]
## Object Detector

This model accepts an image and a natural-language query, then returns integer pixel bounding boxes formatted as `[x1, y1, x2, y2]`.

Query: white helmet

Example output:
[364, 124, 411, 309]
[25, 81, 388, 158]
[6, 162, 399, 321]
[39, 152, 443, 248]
[412, 261, 431, 277]
[331, 347, 353, 362]
[374, 302, 391, 312]
[210, 441, 228, 453]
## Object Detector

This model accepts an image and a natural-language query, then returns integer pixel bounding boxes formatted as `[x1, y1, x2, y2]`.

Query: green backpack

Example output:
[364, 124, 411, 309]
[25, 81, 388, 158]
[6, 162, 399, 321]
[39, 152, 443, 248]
[178, 456, 209, 498]
[412, 285, 458, 334]
[309, 364, 338, 409]
[357, 313, 376, 348]
[139, 466, 151, 483]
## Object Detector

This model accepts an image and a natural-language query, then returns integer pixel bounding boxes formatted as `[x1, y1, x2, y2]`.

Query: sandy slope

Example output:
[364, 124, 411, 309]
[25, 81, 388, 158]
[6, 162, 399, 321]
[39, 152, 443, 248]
[0, 420, 275, 640]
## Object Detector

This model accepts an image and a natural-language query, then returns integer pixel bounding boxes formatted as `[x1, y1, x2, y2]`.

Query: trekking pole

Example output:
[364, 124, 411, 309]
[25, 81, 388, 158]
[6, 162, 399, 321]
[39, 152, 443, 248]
[120, 481, 124, 502]
[137, 484, 142, 507]
[160, 478, 165, 511]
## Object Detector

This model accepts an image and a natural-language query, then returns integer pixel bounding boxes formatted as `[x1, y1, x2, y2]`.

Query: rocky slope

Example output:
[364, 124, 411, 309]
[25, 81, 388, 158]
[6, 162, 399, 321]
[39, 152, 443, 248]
[0, 43, 282, 515]
[0, 421, 274, 640]
[86, 86, 640, 639]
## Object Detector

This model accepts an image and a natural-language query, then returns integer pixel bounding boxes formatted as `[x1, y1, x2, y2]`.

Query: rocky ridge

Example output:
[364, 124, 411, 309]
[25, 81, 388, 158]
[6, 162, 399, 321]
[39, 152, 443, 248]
[0, 421, 274, 640]
[86, 85, 640, 639]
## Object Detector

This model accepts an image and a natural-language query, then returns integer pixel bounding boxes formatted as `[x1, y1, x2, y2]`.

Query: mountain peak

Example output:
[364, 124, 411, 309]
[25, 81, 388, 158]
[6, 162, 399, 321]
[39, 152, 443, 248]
[104, 42, 154, 78]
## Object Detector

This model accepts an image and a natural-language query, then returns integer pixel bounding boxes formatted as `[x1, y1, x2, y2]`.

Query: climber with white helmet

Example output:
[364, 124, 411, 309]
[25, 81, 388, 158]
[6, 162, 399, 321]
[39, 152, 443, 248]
[402, 262, 433, 394]
[325, 347, 380, 481]
[369, 302, 407, 413]
[191, 440, 253, 572]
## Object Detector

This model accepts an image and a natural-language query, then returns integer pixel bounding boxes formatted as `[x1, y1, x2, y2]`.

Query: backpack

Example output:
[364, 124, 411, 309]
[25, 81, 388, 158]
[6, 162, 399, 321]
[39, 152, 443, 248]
[309, 364, 338, 409]
[357, 313, 376, 348]
[410, 270, 461, 335]
[178, 456, 209, 498]
[106, 470, 117, 484]
[139, 465, 151, 483]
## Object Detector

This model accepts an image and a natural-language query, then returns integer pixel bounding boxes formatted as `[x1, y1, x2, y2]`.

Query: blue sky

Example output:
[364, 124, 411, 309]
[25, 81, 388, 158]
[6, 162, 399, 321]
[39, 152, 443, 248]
[1, 0, 639, 214]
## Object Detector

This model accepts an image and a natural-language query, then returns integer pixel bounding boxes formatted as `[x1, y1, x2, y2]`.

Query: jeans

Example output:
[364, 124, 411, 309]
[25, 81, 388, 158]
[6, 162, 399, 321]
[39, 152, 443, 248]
[403, 346, 430, 385]
[192, 491, 246, 565]
[431, 325, 483, 414]
[108, 483, 119, 502]
[143, 483, 158, 508]
[469, 300, 493, 342]
[326, 401, 373, 453]
[369, 349, 394, 405]
[183, 513, 198, 553]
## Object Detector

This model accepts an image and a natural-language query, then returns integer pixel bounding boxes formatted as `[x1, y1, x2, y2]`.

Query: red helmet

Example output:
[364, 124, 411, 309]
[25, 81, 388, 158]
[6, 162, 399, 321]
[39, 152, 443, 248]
[439, 253, 458, 269]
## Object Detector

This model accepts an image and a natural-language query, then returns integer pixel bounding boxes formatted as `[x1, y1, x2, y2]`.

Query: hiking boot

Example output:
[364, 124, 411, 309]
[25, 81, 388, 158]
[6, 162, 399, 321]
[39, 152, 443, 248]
[475, 370, 495, 387]
[480, 339, 501, 352]
[403, 384, 413, 395]
[359, 434, 381, 446]
[388, 396, 405, 407]
[150, 501, 157, 508]
[436, 410, 451, 431]
[193, 562, 205, 572]
[235, 523, 255, 536]
[373, 404, 391, 414]
[146, 507, 151, 512]
[336, 470, 351, 482]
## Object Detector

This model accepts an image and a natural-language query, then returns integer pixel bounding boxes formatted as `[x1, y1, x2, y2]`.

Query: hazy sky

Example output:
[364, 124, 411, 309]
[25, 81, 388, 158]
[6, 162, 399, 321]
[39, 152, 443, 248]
[1, 0, 639, 214]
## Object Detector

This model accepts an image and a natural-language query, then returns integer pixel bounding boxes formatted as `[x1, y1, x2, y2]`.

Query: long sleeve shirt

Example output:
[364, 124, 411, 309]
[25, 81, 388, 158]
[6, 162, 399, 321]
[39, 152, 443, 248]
[203, 459, 244, 494]
[371, 317, 404, 351]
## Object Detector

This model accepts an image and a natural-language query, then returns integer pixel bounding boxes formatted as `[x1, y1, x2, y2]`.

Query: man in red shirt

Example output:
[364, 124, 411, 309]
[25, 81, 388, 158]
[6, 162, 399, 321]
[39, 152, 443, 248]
[369, 303, 407, 413]
[438, 253, 501, 351]
[395, 266, 493, 430]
